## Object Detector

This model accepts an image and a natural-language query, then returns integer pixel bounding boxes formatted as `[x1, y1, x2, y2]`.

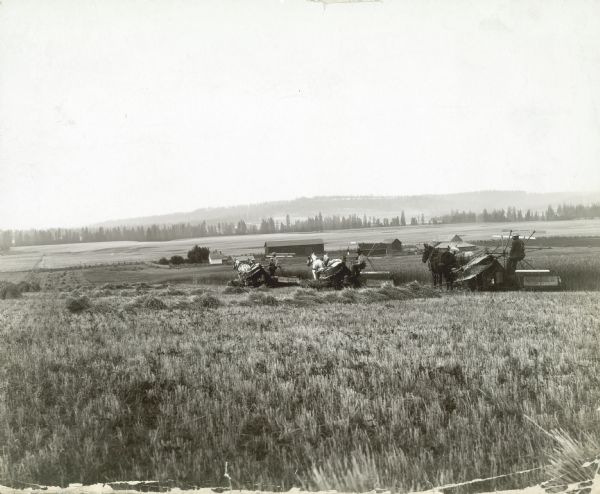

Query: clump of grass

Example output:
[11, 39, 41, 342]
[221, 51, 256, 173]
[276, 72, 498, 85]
[545, 429, 600, 486]
[308, 448, 381, 493]
[65, 294, 91, 313]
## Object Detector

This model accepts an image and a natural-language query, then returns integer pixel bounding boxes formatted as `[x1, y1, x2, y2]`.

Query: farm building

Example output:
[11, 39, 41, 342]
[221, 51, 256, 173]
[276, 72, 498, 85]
[434, 234, 477, 252]
[357, 238, 402, 256]
[208, 251, 227, 265]
[264, 238, 324, 256]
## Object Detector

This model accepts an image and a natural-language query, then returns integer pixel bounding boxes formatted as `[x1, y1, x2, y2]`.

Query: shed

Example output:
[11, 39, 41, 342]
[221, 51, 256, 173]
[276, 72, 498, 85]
[264, 238, 325, 256]
[358, 238, 402, 256]
[209, 251, 227, 265]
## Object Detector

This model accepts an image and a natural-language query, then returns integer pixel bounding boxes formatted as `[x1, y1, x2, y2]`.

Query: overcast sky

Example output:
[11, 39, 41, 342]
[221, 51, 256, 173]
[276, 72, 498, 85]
[1, 0, 599, 229]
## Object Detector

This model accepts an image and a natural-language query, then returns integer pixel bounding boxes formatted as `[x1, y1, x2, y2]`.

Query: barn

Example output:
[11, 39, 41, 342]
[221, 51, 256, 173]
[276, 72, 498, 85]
[264, 238, 325, 256]
[358, 238, 402, 256]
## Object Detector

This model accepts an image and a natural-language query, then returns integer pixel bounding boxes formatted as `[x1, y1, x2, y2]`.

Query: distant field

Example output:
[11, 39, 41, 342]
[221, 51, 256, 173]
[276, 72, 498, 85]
[1, 219, 600, 273]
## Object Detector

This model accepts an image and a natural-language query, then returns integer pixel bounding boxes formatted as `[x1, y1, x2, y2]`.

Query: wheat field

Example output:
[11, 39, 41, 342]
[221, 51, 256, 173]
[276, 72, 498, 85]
[1, 281, 599, 492]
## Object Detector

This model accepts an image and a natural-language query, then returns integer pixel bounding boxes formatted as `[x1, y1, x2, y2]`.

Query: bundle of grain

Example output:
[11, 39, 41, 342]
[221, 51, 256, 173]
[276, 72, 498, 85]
[192, 292, 222, 309]
[286, 288, 324, 306]
[0, 282, 22, 299]
[247, 292, 279, 306]
[223, 285, 248, 294]
[126, 295, 168, 310]
[65, 295, 91, 313]
[338, 288, 358, 304]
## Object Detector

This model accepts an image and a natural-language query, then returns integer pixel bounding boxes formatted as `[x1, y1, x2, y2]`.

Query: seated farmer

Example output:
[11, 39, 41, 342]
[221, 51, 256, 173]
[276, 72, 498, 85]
[268, 253, 279, 277]
[352, 249, 367, 276]
[507, 235, 525, 274]
[323, 252, 329, 267]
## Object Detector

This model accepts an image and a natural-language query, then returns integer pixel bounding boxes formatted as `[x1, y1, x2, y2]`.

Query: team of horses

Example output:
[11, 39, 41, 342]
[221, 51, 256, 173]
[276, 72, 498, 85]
[421, 244, 459, 290]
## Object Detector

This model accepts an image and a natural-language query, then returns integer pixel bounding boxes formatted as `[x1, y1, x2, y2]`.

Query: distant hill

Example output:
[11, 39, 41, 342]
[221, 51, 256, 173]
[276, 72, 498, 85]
[95, 191, 600, 227]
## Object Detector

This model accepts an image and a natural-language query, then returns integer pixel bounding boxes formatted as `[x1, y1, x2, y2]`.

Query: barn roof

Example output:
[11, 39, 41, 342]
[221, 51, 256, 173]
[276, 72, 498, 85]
[264, 238, 324, 248]
[435, 241, 476, 250]
[383, 238, 401, 244]
[209, 251, 226, 259]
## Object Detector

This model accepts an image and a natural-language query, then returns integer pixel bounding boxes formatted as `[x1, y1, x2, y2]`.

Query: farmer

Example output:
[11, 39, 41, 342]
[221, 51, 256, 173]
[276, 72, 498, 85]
[440, 246, 457, 290]
[323, 252, 330, 267]
[268, 253, 279, 277]
[351, 249, 367, 277]
[507, 235, 525, 275]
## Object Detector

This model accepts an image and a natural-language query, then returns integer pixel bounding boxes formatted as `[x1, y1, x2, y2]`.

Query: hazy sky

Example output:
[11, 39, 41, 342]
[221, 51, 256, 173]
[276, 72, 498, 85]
[1, 0, 599, 229]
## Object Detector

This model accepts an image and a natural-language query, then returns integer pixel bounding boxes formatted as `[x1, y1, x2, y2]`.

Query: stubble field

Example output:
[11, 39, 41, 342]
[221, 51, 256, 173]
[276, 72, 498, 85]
[1, 278, 599, 492]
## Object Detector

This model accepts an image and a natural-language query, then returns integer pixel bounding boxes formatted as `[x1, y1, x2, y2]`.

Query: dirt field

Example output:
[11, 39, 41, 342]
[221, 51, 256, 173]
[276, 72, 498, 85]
[1, 219, 600, 272]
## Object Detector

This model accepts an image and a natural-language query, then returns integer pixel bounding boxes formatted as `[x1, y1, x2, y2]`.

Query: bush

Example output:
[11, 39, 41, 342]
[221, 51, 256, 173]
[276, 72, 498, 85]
[157, 257, 169, 265]
[65, 295, 91, 313]
[170, 255, 185, 265]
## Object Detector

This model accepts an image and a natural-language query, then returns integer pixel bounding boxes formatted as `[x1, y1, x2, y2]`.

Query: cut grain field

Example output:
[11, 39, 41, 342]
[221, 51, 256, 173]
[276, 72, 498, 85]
[1, 282, 599, 492]
[5, 244, 600, 291]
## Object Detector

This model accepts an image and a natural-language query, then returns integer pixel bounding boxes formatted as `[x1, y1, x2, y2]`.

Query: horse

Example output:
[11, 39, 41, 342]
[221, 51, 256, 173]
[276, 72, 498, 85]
[422, 244, 444, 288]
[306, 253, 325, 280]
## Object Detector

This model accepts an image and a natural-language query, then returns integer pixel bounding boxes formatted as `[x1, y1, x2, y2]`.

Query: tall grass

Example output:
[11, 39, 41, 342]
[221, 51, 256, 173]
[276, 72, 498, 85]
[540, 255, 600, 291]
[1, 290, 599, 489]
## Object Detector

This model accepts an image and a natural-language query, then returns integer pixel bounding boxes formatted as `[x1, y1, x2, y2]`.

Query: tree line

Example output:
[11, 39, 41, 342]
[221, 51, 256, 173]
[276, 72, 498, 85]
[1, 203, 599, 248]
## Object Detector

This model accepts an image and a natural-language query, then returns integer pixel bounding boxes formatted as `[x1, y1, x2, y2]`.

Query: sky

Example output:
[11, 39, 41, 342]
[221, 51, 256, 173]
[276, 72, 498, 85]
[1, 0, 599, 229]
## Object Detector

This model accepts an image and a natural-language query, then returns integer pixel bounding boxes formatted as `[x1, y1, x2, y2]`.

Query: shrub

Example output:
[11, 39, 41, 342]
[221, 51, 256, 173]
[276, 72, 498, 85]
[157, 257, 169, 265]
[169, 255, 185, 265]
[65, 295, 91, 313]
